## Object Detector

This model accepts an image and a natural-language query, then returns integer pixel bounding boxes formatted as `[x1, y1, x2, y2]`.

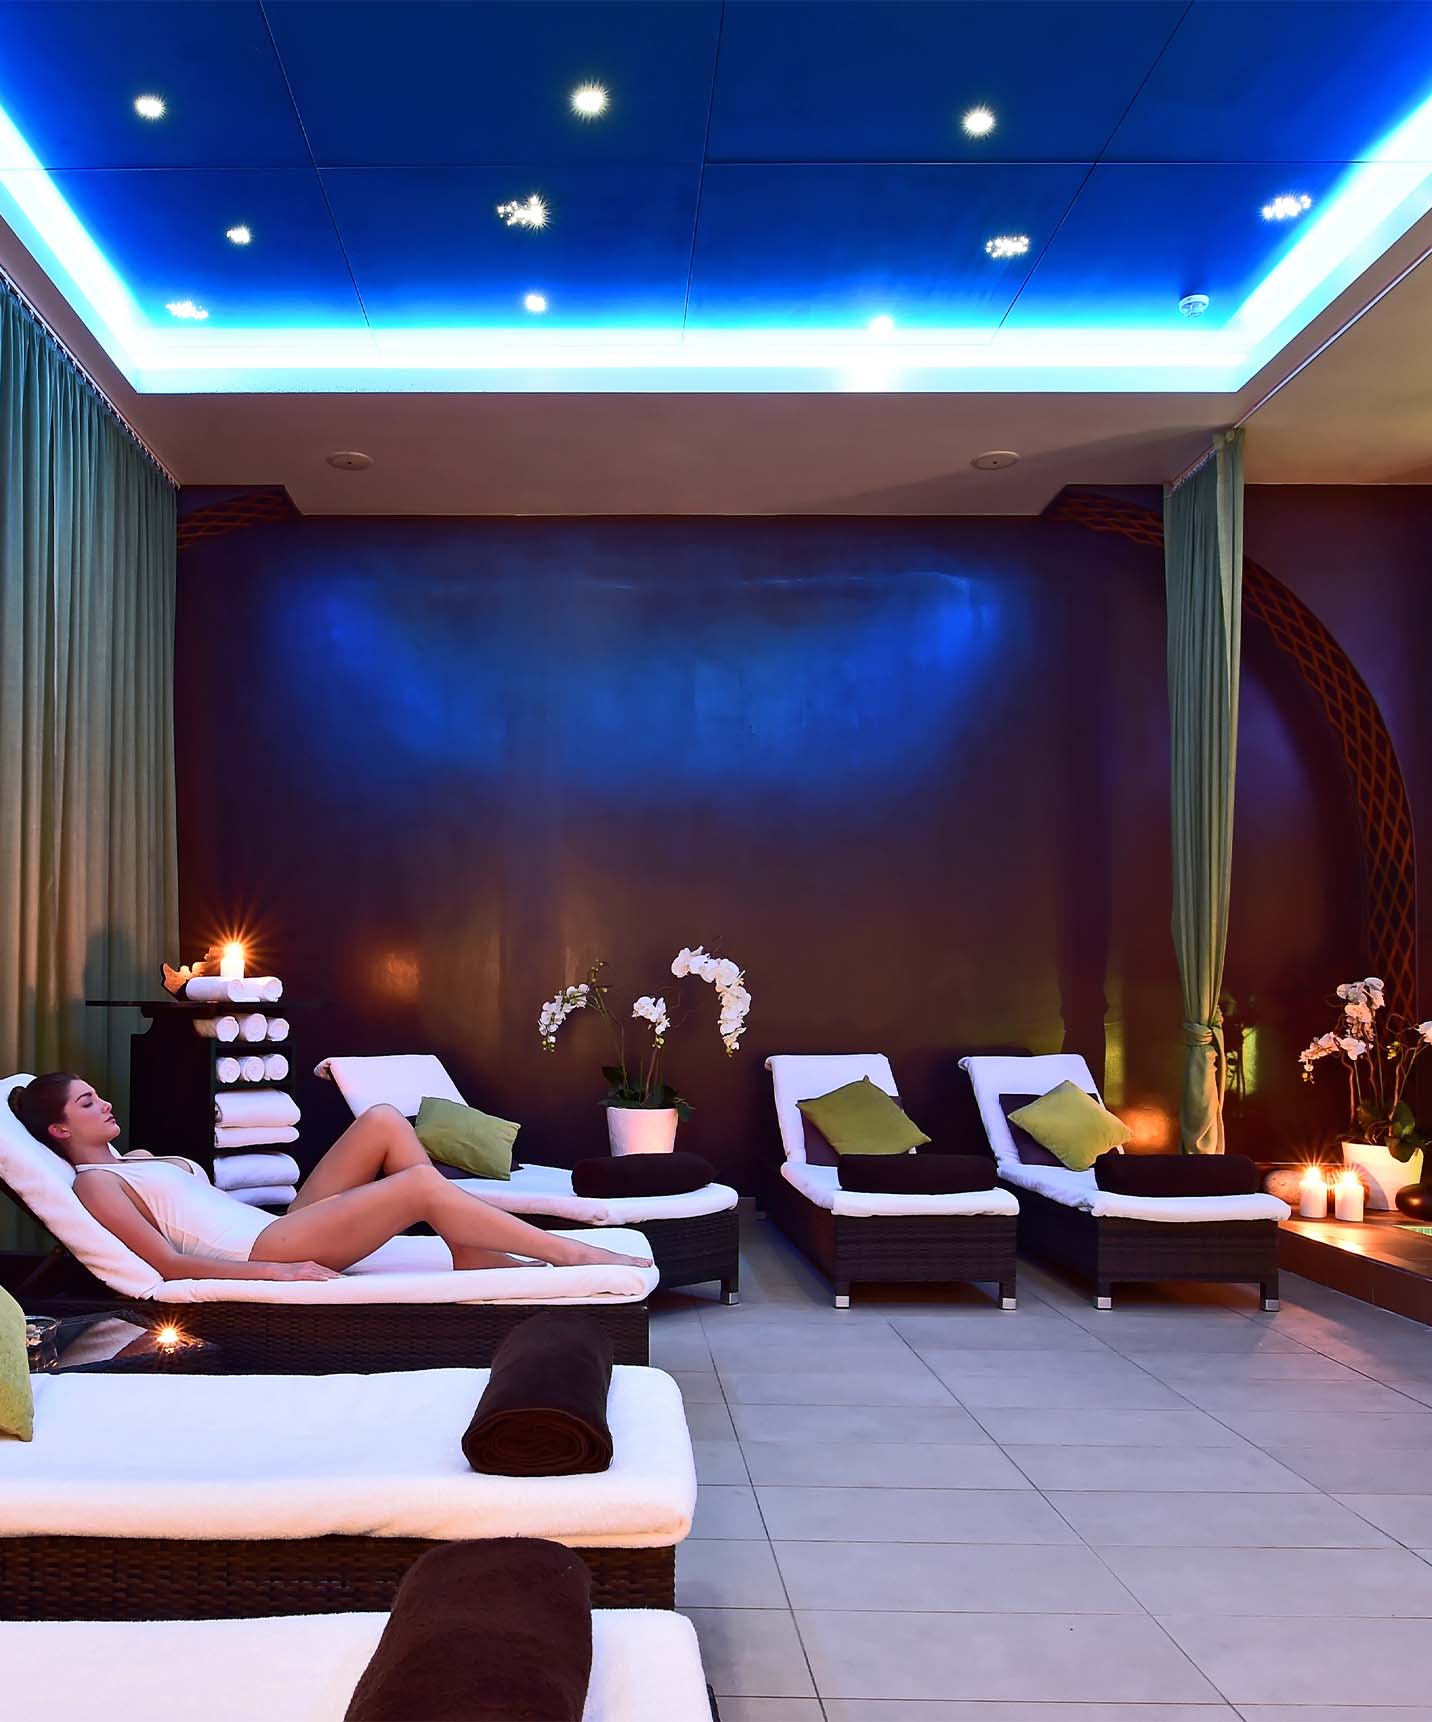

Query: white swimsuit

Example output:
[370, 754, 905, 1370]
[75, 1154, 274, 1262]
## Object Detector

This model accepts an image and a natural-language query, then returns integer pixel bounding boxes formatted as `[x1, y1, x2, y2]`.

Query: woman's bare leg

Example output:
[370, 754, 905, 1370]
[289, 1105, 431, 1211]
[251, 1165, 652, 1273]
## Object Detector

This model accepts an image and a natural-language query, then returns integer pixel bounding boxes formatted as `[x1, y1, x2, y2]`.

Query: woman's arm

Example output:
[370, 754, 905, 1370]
[73, 1175, 337, 1281]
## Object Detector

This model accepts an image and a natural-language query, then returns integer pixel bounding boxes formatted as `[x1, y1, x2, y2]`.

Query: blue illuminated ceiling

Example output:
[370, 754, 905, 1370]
[1, 0, 1431, 394]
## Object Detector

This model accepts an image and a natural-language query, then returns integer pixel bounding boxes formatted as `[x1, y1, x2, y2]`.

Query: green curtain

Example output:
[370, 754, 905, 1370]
[1164, 427, 1244, 1155]
[0, 284, 178, 1249]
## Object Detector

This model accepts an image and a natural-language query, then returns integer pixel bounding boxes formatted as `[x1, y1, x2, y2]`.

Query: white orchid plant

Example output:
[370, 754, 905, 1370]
[1299, 975, 1432, 1161]
[538, 946, 751, 1116]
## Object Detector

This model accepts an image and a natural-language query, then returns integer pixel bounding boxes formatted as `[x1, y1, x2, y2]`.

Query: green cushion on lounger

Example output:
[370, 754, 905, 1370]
[1007, 1082, 1130, 1172]
[797, 1078, 930, 1157]
[414, 1096, 519, 1181]
[0, 1285, 33, 1442]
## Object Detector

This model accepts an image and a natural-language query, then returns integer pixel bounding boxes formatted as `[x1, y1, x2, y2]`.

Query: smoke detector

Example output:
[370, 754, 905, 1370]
[326, 450, 373, 470]
[970, 450, 1019, 471]
[1178, 293, 1211, 318]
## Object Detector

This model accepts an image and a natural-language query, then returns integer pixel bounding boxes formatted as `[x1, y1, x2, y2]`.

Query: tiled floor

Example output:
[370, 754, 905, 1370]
[657, 1206, 1432, 1721]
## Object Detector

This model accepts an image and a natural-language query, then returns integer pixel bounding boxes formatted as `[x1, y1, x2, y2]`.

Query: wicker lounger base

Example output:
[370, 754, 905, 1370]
[528, 1207, 741, 1302]
[1006, 1181, 1281, 1309]
[767, 1173, 1017, 1309]
[20, 1295, 651, 1370]
[0, 1535, 674, 1619]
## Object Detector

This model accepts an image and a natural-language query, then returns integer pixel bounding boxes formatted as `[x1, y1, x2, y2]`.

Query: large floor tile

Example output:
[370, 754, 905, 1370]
[1175, 1379, 1427, 1415]
[929, 1364, 1187, 1410]
[1132, 1351, 1371, 1385]
[721, 1368, 953, 1407]
[755, 1486, 1078, 1544]
[1095, 1323, 1307, 1357]
[675, 1371, 727, 1403]
[797, 1611, 1218, 1702]
[678, 1538, 790, 1608]
[741, 1440, 1031, 1490]
[774, 1540, 1141, 1613]
[714, 1702, 825, 1721]
[973, 1407, 1245, 1447]
[1005, 1445, 1310, 1493]
[694, 1438, 750, 1484]
[891, 1316, 1107, 1352]
[684, 1400, 740, 1440]
[708, 1334, 917, 1372]
[1335, 1494, 1432, 1543]
[1102, 1544, 1432, 1616]
[731, 1402, 990, 1445]
[1267, 1446, 1432, 1493]
[824, 1707, 1237, 1721]
[685, 1608, 817, 1699]
[693, 1484, 767, 1539]
[1211, 1408, 1432, 1448]
[650, 1329, 715, 1371]
[1237, 1710, 1432, 1722]
[1159, 1616, 1432, 1705]
[1049, 1491, 1393, 1548]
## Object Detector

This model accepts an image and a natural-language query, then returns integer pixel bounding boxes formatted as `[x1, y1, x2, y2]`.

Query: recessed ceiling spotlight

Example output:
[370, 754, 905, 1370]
[1178, 292, 1211, 317]
[571, 82, 609, 119]
[326, 450, 373, 471]
[868, 314, 895, 336]
[984, 234, 1030, 259]
[1261, 192, 1313, 222]
[962, 106, 996, 138]
[971, 450, 1019, 471]
[165, 298, 208, 320]
[496, 194, 549, 230]
[225, 224, 252, 246]
[133, 93, 166, 120]
[524, 292, 548, 313]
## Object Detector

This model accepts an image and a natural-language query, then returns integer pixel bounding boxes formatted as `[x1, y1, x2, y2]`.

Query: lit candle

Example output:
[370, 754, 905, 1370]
[1299, 1167, 1329, 1219]
[218, 942, 245, 980]
[1334, 1171, 1365, 1224]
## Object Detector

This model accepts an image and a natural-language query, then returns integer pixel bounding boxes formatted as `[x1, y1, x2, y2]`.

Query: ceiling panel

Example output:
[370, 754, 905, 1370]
[264, 0, 722, 166]
[1107, 0, 1432, 162]
[706, 0, 1185, 162]
[688, 163, 1088, 328]
[0, 1, 308, 169]
[323, 164, 699, 327]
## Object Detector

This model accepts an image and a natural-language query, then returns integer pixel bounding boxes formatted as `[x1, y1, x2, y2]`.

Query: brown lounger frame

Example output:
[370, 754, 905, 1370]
[0, 1535, 673, 1618]
[765, 1171, 1017, 1309]
[1006, 1179, 1281, 1310]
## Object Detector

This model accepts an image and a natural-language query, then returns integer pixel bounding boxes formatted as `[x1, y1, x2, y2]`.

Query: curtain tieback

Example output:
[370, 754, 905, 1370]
[1181, 1021, 1223, 1049]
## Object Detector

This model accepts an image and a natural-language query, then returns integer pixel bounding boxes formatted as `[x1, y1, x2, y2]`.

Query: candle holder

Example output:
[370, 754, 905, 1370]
[24, 1316, 60, 1373]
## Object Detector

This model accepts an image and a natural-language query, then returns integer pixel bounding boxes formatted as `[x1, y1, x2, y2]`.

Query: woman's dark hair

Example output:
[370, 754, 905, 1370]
[7, 1072, 83, 1149]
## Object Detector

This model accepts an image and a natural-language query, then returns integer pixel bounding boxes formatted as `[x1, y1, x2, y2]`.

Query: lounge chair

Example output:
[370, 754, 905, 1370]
[1, 1608, 718, 1722]
[961, 1053, 1288, 1309]
[317, 1055, 741, 1303]
[0, 1363, 694, 1617]
[765, 1054, 1019, 1309]
[1, 1073, 654, 1368]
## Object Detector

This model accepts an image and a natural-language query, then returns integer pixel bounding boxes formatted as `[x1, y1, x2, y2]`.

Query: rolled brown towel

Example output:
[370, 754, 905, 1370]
[838, 1153, 998, 1195]
[462, 1311, 614, 1476]
[344, 1539, 592, 1722]
[570, 1150, 716, 1198]
[1094, 1150, 1260, 1198]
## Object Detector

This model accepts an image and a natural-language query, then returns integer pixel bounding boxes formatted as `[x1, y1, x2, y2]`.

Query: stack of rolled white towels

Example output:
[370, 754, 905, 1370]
[194, 974, 300, 1208]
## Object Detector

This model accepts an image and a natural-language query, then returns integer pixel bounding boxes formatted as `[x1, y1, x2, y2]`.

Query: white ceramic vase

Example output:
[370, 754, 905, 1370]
[606, 1106, 678, 1156]
[1342, 1140, 1424, 1210]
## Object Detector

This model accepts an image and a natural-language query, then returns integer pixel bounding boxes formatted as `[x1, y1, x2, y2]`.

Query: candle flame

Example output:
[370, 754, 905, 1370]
[153, 1323, 186, 1350]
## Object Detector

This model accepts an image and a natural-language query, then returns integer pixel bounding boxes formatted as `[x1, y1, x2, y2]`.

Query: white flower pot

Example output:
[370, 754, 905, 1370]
[1342, 1140, 1424, 1210]
[606, 1107, 678, 1156]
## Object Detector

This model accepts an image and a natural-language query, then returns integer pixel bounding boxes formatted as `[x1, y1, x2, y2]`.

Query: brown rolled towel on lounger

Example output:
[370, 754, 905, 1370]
[570, 1150, 716, 1198]
[1093, 1150, 1260, 1198]
[344, 1538, 592, 1722]
[462, 1310, 614, 1475]
[837, 1154, 998, 1195]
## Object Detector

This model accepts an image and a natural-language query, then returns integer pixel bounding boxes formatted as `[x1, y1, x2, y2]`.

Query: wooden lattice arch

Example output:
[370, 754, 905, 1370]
[1046, 490, 1418, 1017]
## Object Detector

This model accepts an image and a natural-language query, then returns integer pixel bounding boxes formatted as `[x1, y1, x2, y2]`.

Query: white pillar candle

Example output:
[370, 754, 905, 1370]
[218, 943, 245, 980]
[1299, 1167, 1329, 1219]
[1334, 1172, 1365, 1224]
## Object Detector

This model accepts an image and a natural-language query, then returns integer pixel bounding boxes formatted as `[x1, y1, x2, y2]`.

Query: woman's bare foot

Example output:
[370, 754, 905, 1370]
[551, 1235, 654, 1270]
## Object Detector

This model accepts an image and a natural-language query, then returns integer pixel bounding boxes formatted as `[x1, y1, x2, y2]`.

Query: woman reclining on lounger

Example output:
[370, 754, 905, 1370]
[8, 1073, 651, 1282]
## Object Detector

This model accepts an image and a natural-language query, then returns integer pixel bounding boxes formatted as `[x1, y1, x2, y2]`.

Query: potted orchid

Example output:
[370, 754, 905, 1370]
[538, 946, 752, 1155]
[1298, 975, 1432, 1207]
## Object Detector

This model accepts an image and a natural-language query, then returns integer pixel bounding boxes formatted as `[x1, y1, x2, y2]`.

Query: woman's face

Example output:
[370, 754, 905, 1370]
[52, 1082, 121, 1155]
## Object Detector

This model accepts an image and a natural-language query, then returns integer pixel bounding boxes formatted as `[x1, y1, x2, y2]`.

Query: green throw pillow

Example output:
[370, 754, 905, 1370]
[0, 1285, 34, 1442]
[797, 1078, 931, 1156]
[414, 1096, 520, 1181]
[1007, 1082, 1131, 1172]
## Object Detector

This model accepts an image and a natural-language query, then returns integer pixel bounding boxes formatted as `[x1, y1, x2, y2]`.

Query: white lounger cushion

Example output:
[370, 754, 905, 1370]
[0, 1610, 710, 1722]
[316, 1053, 738, 1223]
[765, 1053, 899, 1163]
[961, 1055, 1290, 1222]
[782, 1160, 1019, 1219]
[0, 1073, 654, 1304]
[453, 1162, 739, 1226]
[5, 1366, 694, 1545]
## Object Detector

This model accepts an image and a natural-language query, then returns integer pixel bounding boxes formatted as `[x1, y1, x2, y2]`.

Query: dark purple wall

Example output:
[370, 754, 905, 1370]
[174, 511, 1364, 1189]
